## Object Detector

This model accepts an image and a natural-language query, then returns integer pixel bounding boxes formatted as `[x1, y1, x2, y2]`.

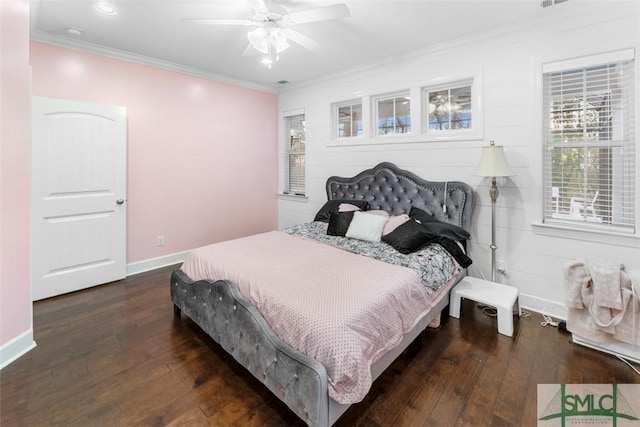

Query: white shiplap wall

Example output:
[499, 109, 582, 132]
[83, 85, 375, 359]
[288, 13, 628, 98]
[277, 2, 640, 317]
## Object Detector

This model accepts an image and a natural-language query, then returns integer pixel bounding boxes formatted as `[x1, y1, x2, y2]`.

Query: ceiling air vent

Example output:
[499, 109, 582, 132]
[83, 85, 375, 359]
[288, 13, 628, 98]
[541, 0, 568, 7]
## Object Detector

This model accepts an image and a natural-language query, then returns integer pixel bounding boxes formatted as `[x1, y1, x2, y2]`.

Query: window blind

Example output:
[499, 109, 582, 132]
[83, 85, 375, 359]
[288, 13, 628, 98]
[283, 113, 306, 196]
[542, 50, 636, 232]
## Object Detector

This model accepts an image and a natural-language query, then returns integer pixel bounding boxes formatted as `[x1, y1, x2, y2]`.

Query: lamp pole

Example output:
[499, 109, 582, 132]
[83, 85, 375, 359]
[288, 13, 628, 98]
[489, 176, 499, 282]
[474, 140, 513, 284]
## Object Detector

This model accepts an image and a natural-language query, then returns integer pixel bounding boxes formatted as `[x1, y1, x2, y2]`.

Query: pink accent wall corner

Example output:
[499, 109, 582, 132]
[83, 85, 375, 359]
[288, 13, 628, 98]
[30, 41, 279, 264]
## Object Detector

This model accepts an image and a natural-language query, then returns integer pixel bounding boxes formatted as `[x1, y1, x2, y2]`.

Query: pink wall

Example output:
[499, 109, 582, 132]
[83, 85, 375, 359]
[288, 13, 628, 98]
[30, 42, 279, 263]
[0, 0, 32, 347]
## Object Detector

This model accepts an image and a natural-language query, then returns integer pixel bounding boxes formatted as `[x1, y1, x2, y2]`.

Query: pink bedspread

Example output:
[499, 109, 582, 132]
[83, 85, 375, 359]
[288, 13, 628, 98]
[181, 231, 452, 404]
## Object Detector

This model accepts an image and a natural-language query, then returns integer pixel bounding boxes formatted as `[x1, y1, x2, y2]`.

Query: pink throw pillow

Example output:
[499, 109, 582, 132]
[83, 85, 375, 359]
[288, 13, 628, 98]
[383, 214, 410, 236]
[338, 203, 363, 212]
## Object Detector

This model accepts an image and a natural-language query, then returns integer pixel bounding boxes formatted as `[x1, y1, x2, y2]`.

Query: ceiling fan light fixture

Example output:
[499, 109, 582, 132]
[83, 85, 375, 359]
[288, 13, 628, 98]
[249, 26, 290, 58]
[193, 1, 350, 69]
[248, 27, 269, 54]
[260, 56, 274, 69]
[270, 28, 289, 53]
[95, 2, 118, 16]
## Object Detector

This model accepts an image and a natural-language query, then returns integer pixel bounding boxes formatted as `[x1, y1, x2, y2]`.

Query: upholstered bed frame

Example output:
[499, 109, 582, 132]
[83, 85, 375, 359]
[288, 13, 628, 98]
[170, 162, 475, 426]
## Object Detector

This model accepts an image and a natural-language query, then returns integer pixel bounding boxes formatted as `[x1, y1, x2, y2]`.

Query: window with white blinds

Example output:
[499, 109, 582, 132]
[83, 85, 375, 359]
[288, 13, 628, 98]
[283, 113, 306, 196]
[542, 49, 636, 233]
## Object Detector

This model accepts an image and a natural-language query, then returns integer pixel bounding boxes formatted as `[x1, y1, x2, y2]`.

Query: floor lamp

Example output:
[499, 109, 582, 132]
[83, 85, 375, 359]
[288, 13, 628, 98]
[473, 141, 514, 282]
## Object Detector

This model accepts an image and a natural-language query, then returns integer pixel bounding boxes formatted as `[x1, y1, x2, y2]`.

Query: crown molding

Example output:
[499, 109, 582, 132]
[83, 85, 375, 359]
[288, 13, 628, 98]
[279, 1, 629, 93]
[30, 30, 278, 94]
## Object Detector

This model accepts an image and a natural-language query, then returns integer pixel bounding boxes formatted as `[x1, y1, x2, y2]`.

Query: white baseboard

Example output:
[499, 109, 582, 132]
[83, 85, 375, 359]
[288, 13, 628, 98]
[519, 293, 568, 321]
[126, 250, 190, 276]
[572, 334, 640, 364]
[0, 329, 36, 370]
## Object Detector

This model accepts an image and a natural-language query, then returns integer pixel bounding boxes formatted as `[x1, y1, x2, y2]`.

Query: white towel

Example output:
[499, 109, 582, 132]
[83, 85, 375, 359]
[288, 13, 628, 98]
[564, 260, 587, 309]
[565, 258, 639, 346]
[587, 257, 623, 310]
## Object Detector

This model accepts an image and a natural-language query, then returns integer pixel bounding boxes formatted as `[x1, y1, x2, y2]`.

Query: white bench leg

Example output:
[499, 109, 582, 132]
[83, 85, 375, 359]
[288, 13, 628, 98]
[449, 290, 462, 319]
[497, 306, 514, 337]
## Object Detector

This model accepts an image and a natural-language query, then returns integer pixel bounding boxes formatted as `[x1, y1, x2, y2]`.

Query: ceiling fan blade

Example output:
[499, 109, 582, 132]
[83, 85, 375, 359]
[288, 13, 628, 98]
[283, 29, 322, 53]
[247, 0, 269, 14]
[181, 18, 255, 26]
[287, 4, 350, 24]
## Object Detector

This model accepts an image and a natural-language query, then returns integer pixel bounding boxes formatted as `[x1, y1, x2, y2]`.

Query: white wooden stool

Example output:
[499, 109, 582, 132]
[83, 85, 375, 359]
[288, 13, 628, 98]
[449, 276, 520, 337]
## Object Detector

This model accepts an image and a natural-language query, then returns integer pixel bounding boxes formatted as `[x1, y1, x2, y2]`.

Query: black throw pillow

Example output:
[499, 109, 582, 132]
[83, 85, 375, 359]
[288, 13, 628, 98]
[313, 199, 369, 223]
[409, 206, 470, 241]
[437, 238, 473, 268]
[327, 211, 355, 236]
[382, 218, 439, 254]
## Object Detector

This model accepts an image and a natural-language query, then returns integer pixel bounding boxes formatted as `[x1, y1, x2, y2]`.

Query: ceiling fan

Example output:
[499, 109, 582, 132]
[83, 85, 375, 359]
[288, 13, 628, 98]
[182, 0, 350, 68]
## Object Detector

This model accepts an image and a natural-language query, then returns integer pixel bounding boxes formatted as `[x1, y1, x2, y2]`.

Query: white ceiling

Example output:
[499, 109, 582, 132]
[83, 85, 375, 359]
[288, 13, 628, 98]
[31, 0, 571, 92]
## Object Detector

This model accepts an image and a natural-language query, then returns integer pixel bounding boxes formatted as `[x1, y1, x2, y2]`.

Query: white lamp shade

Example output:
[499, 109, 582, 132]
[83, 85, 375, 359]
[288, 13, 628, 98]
[473, 143, 514, 177]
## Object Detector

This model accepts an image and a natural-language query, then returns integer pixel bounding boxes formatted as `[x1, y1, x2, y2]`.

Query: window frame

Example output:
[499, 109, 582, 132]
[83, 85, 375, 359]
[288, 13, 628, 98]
[421, 77, 483, 141]
[372, 91, 412, 137]
[333, 100, 363, 140]
[281, 111, 306, 197]
[424, 81, 472, 132]
[533, 48, 638, 242]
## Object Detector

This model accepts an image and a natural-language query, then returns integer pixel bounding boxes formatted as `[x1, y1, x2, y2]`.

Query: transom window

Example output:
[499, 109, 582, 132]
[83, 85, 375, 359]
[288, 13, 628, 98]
[424, 82, 472, 133]
[375, 93, 411, 136]
[335, 101, 363, 138]
[542, 49, 636, 233]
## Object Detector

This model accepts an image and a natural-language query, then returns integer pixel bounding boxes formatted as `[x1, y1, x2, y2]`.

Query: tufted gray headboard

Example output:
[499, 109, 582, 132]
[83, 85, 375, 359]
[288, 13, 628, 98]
[325, 162, 475, 233]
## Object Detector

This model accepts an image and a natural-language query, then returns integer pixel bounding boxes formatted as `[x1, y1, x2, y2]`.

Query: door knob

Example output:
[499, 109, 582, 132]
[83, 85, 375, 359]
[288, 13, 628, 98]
[116, 199, 125, 205]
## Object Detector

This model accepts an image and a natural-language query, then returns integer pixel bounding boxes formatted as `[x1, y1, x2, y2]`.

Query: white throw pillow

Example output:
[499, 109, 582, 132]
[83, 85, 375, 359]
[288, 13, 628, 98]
[365, 209, 390, 218]
[345, 211, 388, 243]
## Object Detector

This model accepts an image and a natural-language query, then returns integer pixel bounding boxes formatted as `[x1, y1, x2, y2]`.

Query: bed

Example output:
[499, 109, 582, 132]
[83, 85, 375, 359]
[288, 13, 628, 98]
[170, 162, 475, 426]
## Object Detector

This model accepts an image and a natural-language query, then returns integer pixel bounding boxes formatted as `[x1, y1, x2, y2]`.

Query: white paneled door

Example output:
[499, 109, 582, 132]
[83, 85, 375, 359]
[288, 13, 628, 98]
[31, 97, 127, 301]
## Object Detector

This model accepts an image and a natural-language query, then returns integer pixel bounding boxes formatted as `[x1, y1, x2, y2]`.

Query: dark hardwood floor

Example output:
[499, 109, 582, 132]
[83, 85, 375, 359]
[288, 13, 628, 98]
[1, 264, 638, 426]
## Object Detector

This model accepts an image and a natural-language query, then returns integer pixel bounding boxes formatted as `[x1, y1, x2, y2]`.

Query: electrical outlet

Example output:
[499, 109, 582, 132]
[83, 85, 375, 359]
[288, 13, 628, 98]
[157, 235, 165, 246]
[497, 259, 507, 274]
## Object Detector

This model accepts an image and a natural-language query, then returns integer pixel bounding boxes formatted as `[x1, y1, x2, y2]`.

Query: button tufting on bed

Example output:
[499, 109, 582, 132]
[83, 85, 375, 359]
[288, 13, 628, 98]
[171, 270, 330, 427]
[325, 163, 474, 232]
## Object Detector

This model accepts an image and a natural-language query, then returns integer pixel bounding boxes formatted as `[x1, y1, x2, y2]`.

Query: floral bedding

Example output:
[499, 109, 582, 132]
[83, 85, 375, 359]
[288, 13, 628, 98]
[284, 221, 461, 293]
